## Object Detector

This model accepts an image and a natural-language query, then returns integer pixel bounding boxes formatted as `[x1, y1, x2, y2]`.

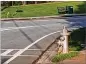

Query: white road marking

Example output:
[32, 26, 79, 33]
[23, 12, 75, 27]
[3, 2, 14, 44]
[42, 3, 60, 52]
[1, 49, 45, 51]
[3, 22, 12, 23]
[0, 23, 59, 31]
[0, 29, 11, 31]
[1, 49, 13, 56]
[3, 31, 60, 64]
[1, 55, 38, 57]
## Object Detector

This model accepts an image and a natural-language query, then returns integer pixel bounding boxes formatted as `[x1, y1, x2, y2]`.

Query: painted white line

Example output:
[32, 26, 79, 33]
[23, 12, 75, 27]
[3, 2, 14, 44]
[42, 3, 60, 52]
[1, 49, 13, 56]
[0, 29, 11, 31]
[4, 22, 12, 23]
[3, 31, 60, 64]
[1, 23, 58, 31]
[1, 49, 45, 51]
[2, 54, 39, 56]
[0, 49, 14, 50]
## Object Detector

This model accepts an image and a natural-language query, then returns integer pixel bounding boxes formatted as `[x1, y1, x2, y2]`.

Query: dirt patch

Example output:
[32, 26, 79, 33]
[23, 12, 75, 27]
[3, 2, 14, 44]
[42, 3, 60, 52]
[59, 52, 86, 64]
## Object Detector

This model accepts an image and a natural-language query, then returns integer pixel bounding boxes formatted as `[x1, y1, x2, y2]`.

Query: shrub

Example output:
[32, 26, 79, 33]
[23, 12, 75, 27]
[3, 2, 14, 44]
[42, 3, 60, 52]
[16, 10, 23, 12]
[69, 27, 86, 51]
[69, 46, 82, 51]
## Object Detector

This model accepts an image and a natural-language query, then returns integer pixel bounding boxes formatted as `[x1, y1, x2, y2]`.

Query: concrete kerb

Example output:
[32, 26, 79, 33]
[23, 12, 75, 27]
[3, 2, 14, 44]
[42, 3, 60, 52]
[1, 15, 66, 21]
[62, 14, 86, 17]
[1, 14, 86, 21]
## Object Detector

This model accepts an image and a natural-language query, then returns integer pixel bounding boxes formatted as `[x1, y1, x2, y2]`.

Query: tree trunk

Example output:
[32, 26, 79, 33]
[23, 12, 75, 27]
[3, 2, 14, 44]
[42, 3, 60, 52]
[22, 1, 26, 5]
[12, 1, 13, 6]
[35, 1, 37, 4]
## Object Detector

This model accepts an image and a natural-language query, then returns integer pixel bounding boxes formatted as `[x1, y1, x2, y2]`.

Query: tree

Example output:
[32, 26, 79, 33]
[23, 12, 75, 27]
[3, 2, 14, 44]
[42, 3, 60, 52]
[22, 1, 27, 5]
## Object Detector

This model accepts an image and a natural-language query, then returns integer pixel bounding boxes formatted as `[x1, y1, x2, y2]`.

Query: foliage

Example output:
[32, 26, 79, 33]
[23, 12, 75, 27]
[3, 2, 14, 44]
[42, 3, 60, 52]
[13, 1, 22, 5]
[69, 27, 86, 51]
[69, 46, 82, 51]
[69, 28, 86, 43]
[16, 10, 23, 12]
[52, 51, 79, 63]
[75, 1, 86, 13]
[1, 6, 8, 11]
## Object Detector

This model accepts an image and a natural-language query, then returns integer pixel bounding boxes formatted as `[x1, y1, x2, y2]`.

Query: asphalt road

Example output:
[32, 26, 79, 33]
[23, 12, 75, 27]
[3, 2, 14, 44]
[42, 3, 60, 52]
[1, 16, 86, 64]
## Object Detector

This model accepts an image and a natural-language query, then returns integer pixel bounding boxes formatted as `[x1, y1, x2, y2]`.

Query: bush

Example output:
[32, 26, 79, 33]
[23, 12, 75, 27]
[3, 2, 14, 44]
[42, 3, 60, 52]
[1, 6, 8, 11]
[69, 28, 86, 44]
[69, 27, 86, 51]
[52, 51, 79, 63]
[16, 10, 23, 12]
[14, 1, 22, 6]
[69, 46, 83, 51]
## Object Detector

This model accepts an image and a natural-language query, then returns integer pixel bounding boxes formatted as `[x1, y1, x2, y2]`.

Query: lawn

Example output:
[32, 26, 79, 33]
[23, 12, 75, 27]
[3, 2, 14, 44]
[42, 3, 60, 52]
[1, 1, 86, 18]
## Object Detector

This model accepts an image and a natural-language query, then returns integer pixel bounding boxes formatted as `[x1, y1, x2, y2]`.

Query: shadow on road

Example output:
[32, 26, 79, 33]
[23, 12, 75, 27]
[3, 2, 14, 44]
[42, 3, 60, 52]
[1, 57, 10, 64]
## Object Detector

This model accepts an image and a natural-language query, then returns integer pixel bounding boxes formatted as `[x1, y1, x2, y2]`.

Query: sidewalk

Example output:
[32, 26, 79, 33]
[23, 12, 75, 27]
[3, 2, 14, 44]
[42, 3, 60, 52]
[59, 50, 86, 64]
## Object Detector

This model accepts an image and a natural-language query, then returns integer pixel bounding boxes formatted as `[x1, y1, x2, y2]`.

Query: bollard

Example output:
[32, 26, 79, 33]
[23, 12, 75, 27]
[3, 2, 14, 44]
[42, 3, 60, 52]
[61, 26, 70, 53]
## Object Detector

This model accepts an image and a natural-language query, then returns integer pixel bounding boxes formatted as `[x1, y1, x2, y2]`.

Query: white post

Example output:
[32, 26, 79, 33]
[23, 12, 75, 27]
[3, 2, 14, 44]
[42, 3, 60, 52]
[61, 26, 70, 53]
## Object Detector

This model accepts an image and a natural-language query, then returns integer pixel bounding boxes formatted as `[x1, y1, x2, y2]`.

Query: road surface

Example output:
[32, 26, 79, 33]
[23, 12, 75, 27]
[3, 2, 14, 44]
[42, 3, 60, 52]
[1, 16, 86, 64]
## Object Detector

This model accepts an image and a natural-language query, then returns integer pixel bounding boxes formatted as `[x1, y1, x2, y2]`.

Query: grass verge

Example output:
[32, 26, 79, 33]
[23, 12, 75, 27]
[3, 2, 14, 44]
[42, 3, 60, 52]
[52, 51, 79, 64]
[1, 1, 86, 18]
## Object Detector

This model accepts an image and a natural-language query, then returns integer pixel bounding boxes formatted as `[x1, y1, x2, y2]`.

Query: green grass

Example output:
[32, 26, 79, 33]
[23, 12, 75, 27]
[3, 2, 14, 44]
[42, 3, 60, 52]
[69, 46, 82, 51]
[1, 1, 86, 18]
[52, 51, 79, 64]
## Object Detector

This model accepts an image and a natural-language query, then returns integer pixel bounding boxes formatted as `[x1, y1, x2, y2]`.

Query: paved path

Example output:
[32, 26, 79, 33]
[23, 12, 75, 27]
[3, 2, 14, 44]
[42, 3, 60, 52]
[1, 16, 86, 64]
